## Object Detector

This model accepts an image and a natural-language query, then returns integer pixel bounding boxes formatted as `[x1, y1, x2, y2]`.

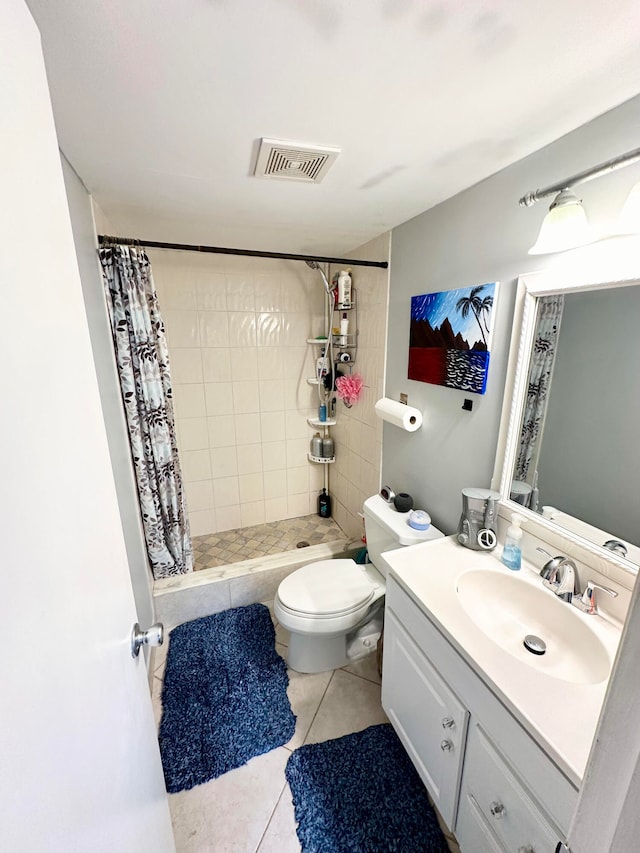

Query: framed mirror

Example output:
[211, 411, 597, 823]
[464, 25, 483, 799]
[493, 261, 640, 574]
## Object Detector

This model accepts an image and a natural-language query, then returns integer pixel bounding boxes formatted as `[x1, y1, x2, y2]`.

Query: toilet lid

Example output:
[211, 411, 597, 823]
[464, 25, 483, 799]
[278, 559, 375, 616]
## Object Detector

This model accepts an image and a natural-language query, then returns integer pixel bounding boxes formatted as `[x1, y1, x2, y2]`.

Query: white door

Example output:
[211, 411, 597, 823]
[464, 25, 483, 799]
[0, 3, 174, 851]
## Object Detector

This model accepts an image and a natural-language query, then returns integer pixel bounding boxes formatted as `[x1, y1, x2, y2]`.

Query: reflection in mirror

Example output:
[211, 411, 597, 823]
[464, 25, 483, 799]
[509, 283, 640, 567]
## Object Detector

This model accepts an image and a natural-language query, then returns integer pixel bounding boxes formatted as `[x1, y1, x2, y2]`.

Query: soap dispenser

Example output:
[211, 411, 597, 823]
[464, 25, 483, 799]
[502, 513, 524, 570]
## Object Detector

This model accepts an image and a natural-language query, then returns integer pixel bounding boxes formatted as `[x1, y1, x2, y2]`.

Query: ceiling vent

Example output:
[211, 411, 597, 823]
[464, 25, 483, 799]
[254, 138, 340, 183]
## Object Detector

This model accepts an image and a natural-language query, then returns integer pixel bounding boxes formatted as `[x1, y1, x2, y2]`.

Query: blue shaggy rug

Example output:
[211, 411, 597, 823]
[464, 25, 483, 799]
[285, 724, 448, 853]
[159, 603, 296, 793]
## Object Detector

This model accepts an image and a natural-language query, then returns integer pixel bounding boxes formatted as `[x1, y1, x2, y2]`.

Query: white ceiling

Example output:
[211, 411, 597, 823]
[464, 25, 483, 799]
[27, 0, 640, 256]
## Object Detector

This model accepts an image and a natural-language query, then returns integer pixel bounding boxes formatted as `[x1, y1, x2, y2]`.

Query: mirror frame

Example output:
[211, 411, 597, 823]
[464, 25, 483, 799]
[492, 253, 640, 576]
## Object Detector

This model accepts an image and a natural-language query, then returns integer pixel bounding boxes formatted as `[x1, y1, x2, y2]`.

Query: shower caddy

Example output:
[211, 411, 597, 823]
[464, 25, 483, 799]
[306, 285, 357, 468]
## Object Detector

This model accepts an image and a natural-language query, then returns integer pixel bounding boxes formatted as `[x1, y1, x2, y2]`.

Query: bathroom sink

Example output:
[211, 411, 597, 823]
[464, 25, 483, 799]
[456, 569, 612, 685]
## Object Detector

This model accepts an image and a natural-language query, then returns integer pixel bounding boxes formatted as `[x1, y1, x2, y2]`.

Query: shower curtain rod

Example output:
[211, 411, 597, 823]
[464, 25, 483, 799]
[97, 235, 388, 269]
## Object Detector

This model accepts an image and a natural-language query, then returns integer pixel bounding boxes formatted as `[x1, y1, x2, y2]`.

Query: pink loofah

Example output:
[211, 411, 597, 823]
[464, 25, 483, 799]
[335, 373, 364, 406]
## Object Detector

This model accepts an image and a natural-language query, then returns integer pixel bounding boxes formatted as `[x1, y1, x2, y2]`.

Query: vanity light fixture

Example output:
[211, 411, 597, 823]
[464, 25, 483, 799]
[618, 179, 640, 234]
[528, 189, 591, 255]
[520, 146, 640, 254]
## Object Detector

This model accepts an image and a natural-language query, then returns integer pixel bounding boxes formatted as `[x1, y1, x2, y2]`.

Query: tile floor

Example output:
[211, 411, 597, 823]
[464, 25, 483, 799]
[192, 515, 349, 571]
[151, 602, 387, 852]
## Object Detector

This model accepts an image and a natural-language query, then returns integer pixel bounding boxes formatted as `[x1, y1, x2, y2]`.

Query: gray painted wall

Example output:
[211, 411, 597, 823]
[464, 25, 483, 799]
[61, 156, 155, 650]
[537, 286, 640, 545]
[384, 95, 640, 535]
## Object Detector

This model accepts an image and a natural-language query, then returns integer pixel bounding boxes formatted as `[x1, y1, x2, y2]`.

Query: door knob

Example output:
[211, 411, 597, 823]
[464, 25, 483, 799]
[442, 716, 455, 729]
[440, 739, 453, 752]
[131, 622, 164, 658]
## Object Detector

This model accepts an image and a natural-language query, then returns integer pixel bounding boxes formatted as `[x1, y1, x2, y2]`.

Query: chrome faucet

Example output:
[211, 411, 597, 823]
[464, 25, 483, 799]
[604, 539, 628, 558]
[536, 547, 576, 602]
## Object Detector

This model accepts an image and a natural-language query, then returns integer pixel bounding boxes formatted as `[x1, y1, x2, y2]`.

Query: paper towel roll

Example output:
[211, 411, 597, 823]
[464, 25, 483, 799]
[375, 398, 423, 432]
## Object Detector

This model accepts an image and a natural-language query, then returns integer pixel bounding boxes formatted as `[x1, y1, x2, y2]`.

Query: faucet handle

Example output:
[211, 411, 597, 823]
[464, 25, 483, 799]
[580, 581, 619, 614]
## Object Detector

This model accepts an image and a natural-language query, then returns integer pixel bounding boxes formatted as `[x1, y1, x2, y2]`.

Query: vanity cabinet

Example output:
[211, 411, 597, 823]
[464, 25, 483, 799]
[382, 574, 578, 853]
[383, 608, 468, 828]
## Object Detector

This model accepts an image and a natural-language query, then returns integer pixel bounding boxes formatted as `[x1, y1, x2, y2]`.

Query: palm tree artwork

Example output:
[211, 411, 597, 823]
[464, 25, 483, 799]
[409, 282, 498, 394]
[455, 285, 494, 346]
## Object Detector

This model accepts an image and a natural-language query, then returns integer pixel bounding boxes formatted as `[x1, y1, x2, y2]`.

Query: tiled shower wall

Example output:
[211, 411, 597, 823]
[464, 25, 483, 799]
[150, 250, 327, 536]
[329, 233, 391, 539]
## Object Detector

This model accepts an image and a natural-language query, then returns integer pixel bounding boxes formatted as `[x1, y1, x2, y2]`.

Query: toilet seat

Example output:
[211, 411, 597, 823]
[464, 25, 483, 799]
[277, 559, 374, 618]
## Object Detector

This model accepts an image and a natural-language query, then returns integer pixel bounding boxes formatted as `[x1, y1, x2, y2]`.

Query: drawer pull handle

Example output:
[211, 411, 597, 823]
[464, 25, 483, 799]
[440, 739, 453, 752]
[490, 801, 506, 819]
[442, 716, 455, 729]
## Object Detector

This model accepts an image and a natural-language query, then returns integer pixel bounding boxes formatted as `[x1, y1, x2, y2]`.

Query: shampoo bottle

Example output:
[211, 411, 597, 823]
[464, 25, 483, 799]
[502, 513, 524, 570]
[337, 270, 352, 308]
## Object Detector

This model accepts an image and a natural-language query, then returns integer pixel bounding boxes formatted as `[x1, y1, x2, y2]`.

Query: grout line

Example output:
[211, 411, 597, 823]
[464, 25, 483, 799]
[339, 667, 381, 687]
[254, 777, 290, 853]
[299, 670, 335, 747]
[340, 652, 382, 686]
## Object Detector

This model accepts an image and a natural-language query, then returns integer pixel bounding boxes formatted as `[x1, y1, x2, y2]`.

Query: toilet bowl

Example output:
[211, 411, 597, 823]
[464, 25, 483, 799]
[274, 494, 444, 673]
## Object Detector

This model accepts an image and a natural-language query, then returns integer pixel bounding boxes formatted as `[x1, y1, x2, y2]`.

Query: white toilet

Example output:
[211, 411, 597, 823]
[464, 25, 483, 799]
[274, 494, 444, 673]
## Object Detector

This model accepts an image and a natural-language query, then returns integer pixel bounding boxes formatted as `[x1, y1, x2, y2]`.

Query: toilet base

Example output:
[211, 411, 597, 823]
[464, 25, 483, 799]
[286, 601, 384, 674]
[287, 632, 349, 674]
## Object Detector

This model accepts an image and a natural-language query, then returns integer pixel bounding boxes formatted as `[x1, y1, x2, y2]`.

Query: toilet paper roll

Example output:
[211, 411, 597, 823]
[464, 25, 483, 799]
[374, 398, 423, 432]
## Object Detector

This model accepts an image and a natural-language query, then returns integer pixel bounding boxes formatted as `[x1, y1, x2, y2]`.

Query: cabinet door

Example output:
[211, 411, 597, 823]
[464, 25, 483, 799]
[456, 789, 507, 853]
[457, 722, 561, 853]
[382, 608, 469, 829]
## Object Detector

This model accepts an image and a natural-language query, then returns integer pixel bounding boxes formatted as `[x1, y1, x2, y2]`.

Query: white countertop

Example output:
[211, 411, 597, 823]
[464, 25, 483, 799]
[383, 535, 622, 786]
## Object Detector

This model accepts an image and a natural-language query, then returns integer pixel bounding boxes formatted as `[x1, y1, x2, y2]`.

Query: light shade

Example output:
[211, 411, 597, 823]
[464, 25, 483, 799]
[528, 189, 592, 255]
[617, 180, 640, 234]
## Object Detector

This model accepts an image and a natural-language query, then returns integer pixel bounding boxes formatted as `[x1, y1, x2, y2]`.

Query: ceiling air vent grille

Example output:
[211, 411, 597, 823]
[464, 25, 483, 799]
[254, 138, 340, 183]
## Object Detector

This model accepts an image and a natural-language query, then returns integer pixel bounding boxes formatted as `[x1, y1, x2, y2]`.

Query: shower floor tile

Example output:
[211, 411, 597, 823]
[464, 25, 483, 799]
[192, 514, 349, 571]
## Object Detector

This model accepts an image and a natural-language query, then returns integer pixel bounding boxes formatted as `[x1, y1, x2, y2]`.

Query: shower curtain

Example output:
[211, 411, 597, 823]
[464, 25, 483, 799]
[514, 293, 564, 485]
[99, 244, 193, 579]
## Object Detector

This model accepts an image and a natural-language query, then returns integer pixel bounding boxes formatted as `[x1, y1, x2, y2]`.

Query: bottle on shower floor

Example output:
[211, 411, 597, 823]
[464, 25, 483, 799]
[318, 488, 331, 518]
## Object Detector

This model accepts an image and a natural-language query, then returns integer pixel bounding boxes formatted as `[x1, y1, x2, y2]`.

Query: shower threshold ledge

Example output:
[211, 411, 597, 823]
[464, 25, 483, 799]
[153, 537, 357, 595]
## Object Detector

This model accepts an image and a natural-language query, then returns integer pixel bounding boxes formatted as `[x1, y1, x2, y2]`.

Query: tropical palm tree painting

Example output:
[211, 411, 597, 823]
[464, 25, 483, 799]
[409, 282, 498, 394]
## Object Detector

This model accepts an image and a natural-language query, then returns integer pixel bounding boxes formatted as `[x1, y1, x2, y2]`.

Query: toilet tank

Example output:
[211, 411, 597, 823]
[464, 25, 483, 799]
[363, 494, 444, 577]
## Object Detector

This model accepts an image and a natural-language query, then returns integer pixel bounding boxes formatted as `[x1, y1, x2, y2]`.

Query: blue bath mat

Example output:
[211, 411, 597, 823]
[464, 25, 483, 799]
[286, 724, 448, 853]
[159, 603, 296, 793]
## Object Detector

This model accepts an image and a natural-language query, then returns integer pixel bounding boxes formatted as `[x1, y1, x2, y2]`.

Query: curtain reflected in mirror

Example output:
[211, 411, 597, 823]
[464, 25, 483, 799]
[510, 284, 640, 563]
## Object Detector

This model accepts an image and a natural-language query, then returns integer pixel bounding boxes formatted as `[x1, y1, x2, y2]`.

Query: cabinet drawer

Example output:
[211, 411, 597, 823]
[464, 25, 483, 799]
[458, 722, 562, 853]
[382, 608, 468, 829]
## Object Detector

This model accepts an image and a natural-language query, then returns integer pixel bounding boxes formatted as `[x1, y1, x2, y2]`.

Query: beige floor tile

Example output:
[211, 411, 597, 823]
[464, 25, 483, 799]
[168, 747, 289, 853]
[256, 783, 300, 853]
[274, 621, 290, 647]
[304, 669, 388, 745]
[151, 675, 164, 729]
[284, 668, 333, 751]
[341, 650, 381, 684]
[154, 634, 170, 679]
[260, 599, 276, 623]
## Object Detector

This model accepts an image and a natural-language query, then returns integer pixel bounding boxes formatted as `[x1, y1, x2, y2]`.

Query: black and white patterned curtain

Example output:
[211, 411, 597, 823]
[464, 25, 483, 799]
[99, 244, 193, 579]
[514, 294, 564, 483]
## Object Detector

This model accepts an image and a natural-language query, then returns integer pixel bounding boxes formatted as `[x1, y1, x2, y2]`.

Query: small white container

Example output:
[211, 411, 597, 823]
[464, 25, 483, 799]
[339, 312, 349, 346]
